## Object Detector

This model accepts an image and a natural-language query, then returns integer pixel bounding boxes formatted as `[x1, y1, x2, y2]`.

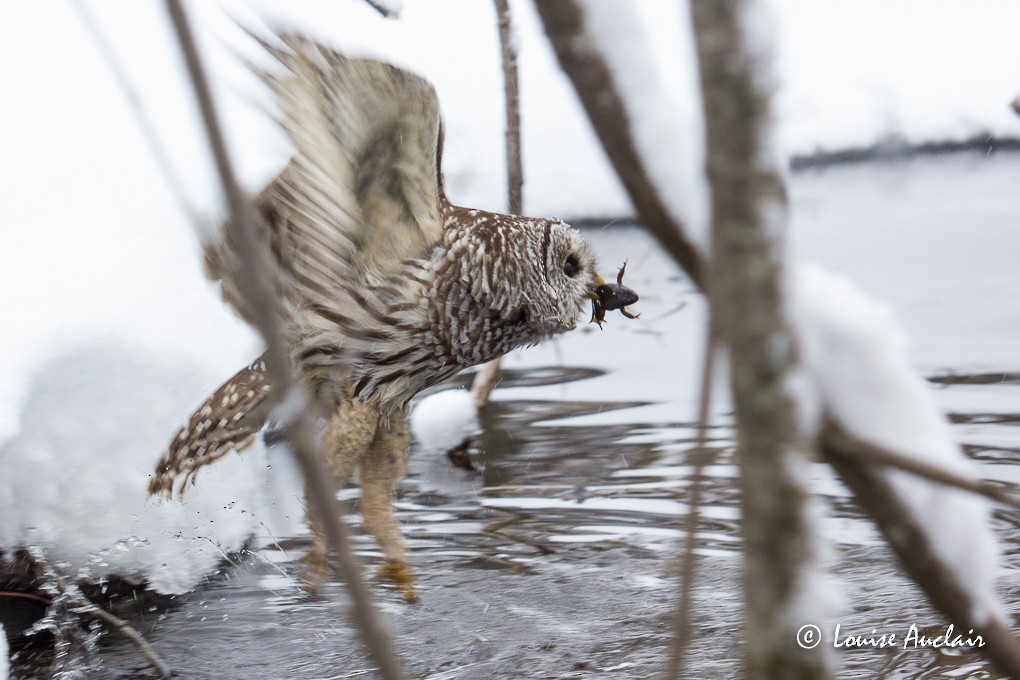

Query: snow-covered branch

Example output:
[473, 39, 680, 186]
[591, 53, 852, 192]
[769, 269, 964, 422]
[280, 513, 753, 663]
[823, 421, 1020, 513]
[688, 0, 828, 675]
[534, 0, 1020, 676]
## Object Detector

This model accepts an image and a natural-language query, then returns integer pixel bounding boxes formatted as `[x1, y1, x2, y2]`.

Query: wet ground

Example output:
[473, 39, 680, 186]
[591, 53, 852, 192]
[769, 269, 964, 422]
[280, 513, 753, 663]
[6, 152, 1020, 678]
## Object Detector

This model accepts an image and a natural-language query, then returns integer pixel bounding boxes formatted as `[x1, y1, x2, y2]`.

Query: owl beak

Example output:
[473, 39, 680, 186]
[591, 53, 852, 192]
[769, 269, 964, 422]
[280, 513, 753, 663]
[588, 273, 606, 301]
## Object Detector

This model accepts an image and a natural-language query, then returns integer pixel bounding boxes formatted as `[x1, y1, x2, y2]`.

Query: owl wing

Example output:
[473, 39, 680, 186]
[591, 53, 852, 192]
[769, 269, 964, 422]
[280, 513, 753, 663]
[205, 34, 446, 338]
[153, 39, 447, 496]
[149, 355, 272, 498]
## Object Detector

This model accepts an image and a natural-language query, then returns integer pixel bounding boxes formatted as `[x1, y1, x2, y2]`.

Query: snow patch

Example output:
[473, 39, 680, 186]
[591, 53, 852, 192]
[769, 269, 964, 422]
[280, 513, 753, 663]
[0, 342, 279, 594]
[0, 623, 6, 680]
[410, 389, 480, 454]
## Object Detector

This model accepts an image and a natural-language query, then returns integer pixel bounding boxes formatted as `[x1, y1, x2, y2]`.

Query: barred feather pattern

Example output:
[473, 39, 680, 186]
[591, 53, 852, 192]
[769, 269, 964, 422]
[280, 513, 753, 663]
[150, 34, 601, 498]
[149, 356, 272, 497]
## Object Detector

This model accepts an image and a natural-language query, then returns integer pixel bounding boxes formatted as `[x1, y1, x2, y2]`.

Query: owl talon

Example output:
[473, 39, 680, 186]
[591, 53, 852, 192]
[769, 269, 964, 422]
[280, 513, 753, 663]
[379, 560, 418, 603]
[298, 548, 330, 596]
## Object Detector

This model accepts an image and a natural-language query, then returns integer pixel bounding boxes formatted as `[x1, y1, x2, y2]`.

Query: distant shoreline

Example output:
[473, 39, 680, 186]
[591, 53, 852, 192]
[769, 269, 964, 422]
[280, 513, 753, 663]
[788, 134, 1020, 170]
[569, 139, 1020, 228]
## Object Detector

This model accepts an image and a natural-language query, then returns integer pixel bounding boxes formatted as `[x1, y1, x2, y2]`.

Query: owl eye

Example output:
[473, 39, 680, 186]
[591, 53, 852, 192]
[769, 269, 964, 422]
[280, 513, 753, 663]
[563, 254, 580, 278]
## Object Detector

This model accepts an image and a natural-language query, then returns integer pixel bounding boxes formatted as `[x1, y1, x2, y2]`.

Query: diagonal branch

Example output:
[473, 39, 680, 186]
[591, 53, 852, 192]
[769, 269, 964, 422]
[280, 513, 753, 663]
[69, 0, 202, 227]
[162, 3, 404, 678]
[825, 449, 1020, 674]
[823, 421, 1020, 514]
[531, 0, 703, 289]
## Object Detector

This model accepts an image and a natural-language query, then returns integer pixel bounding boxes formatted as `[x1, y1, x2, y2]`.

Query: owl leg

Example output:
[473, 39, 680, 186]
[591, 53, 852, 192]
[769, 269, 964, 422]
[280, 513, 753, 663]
[301, 397, 379, 593]
[359, 411, 415, 602]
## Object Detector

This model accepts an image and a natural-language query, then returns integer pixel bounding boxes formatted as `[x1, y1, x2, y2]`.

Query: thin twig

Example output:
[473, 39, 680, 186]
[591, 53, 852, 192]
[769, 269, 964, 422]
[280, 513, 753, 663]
[666, 320, 715, 679]
[822, 421, 1020, 513]
[69, 0, 202, 227]
[29, 552, 172, 679]
[493, 0, 523, 216]
[162, 3, 404, 678]
[471, 0, 524, 408]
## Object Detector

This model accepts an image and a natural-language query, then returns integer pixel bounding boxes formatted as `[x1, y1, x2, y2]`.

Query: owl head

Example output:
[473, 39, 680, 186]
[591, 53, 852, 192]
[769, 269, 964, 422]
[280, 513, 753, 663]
[429, 209, 603, 366]
[475, 215, 601, 342]
[535, 219, 602, 335]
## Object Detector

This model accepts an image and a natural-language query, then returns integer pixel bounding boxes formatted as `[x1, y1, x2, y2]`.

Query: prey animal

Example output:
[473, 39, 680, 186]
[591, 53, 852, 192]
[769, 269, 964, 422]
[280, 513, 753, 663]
[149, 34, 638, 601]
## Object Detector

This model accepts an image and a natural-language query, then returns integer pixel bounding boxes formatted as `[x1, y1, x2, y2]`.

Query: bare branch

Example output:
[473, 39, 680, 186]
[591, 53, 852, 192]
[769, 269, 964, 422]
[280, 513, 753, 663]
[470, 357, 503, 409]
[493, 0, 523, 216]
[666, 321, 716, 678]
[362, 0, 401, 20]
[29, 552, 172, 679]
[162, 3, 404, 678]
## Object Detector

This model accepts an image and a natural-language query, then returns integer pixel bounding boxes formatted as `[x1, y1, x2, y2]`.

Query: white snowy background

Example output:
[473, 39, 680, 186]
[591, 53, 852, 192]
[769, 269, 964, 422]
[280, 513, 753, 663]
[1, 0, 1019, 605]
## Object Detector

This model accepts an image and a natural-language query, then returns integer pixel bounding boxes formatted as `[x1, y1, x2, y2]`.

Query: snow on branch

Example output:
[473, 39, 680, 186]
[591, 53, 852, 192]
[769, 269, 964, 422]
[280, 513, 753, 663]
[791, 264, 1020, 669]
[532, 0, 705, 288]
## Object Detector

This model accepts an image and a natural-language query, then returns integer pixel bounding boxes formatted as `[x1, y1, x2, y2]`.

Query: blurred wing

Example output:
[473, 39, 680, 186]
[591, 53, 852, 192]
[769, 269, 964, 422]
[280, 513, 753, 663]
[206, 34, 446, 332]
[149, 356, 272, 498]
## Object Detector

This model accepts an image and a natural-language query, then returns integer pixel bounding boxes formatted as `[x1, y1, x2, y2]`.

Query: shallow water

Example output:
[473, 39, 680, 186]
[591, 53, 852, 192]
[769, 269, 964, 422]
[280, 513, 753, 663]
[7, 153, 1020, 678]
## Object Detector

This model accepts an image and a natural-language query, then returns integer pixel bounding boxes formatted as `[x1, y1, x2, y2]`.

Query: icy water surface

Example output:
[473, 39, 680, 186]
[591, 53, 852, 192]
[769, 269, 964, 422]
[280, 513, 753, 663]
[7, 153, 1020, 678]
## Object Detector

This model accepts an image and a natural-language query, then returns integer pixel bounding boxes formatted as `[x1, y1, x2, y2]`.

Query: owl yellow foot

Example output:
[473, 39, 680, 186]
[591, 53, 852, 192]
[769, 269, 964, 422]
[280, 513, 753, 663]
[379, 560, 418, 603]
[298, 548, 330, 596]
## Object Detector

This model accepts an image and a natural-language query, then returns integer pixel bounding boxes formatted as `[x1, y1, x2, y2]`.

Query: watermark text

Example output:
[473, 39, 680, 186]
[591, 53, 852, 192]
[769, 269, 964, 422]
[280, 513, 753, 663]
[795, 624, 986, 651]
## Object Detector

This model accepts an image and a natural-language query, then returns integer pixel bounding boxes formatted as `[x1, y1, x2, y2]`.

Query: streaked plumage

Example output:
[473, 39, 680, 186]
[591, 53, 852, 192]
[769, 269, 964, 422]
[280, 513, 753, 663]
[149, 34, 606, 599]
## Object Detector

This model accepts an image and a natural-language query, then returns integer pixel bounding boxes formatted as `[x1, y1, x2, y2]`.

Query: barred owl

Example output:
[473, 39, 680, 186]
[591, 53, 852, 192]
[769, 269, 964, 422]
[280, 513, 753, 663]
[149, 34, 633, 600]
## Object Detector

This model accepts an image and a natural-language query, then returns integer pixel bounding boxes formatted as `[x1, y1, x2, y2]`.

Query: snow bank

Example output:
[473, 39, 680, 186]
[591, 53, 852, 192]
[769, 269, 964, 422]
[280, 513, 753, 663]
[790, 264, 1003, 623]
[0, 342, 284, 594]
